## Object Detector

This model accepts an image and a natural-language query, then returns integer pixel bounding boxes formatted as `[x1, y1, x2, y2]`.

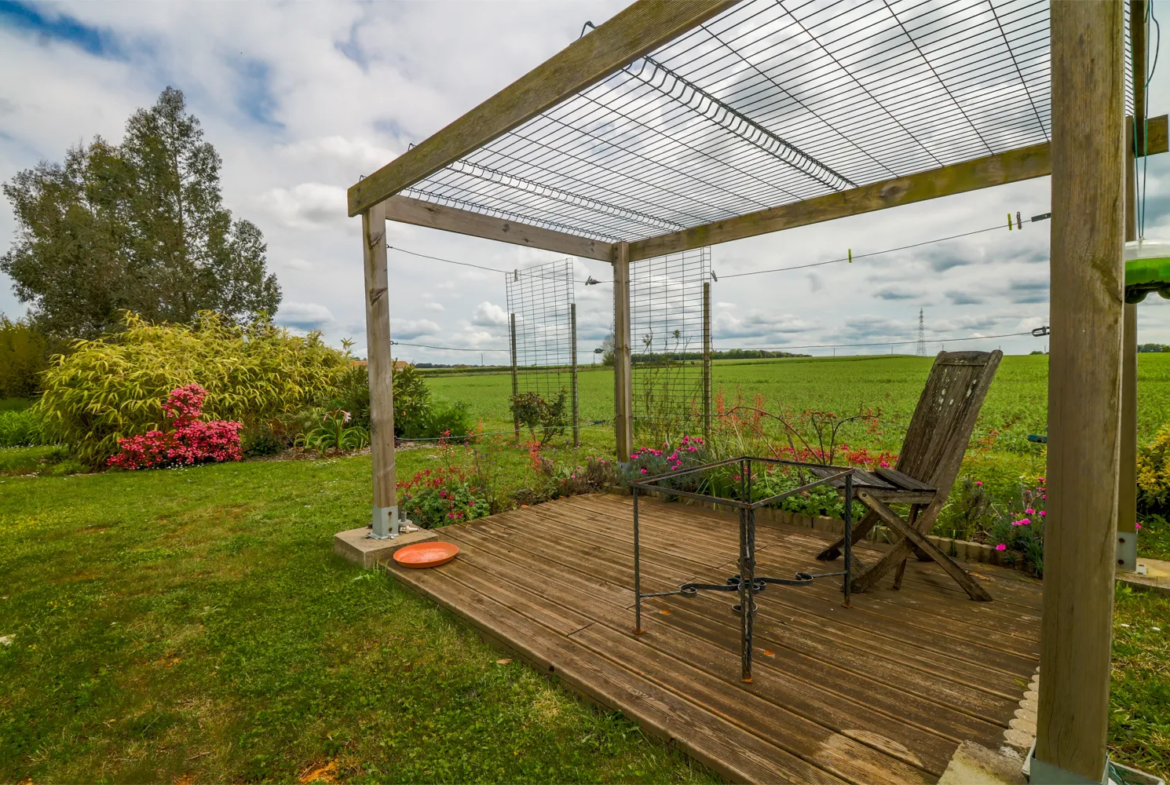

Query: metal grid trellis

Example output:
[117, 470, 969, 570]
[506, 259, 579, 445]
[399, 0, 1130, 245]
[631, 246, 712, 442]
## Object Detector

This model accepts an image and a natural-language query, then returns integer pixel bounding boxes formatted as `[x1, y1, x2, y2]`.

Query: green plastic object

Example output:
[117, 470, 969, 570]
[1125, 239, 1170, 304]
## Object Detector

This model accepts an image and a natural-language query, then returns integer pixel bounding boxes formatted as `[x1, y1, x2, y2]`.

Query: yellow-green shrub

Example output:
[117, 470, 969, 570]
[1138, 424, 1170, 515]
[37, 312, 351, 465]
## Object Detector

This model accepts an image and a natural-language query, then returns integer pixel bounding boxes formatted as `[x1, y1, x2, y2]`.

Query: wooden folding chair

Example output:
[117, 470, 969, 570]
[812, 350, 1003, 601]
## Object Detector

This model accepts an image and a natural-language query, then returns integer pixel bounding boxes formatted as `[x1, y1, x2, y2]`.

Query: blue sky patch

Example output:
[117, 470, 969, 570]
[0, 1, 124, 59]
[230, 56, 282, 129]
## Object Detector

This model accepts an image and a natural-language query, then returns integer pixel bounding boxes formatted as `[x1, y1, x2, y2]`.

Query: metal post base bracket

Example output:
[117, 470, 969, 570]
[369, 505, 416, 540]
[1118, 531, 1138, 573]
[1027, 750, 1108, 785]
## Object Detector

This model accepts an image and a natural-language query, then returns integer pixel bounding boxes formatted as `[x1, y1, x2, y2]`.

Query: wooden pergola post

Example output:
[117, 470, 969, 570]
[1118, 0, 1148, 573]
[363, 202, 399, 538]
[614, 242, 634, 461]
[1036, 1, 1126, 781]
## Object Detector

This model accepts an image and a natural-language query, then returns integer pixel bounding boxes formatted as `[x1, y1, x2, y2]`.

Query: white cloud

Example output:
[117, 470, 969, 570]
[258, 182, 348, 230]
[278, 136, 396, 175]
[276, 301, 334, 330]
[393, 319, 440, 340]
[472, 301, 509, 327]
[422, 301, 445, 312]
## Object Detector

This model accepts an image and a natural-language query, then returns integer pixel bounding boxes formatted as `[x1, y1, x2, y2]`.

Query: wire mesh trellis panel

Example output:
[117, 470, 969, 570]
[631, 246, 711, 445]
[506, 259, 579, 445]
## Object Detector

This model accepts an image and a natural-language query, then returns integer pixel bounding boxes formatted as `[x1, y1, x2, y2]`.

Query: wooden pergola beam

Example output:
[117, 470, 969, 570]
[347, 0, 743, 217]
[383, 195, 615, 262]
[627, 127, 1164, 261]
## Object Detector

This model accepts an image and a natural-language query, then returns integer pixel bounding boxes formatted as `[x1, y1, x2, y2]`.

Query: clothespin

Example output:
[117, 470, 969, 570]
[1016, 212, 1022, 230]
[1007, 213, 1013, 231]
[848, 248, 852, 264]
[710, 270, 718, 282]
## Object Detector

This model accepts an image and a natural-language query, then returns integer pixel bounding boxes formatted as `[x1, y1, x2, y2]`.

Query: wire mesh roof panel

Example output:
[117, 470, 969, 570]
[403, 0, 1124, 245]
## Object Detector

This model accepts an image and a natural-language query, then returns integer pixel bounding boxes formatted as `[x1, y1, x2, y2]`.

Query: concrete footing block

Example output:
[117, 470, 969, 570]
[333, 526, 438, 569]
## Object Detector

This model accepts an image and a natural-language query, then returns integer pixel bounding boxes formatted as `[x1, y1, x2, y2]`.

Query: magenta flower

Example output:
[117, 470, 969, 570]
[996, 543, 1007, 552]
[640, 468, 648, 475]
[974, 481, 983, 487]
[1039, 511, 1046, 517]
[1025, 508, 1035, 515]
[1136, 521, 1142, 530]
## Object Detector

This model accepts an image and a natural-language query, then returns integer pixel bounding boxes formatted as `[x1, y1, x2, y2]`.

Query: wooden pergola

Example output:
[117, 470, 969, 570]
[349, 1, 1167, 780]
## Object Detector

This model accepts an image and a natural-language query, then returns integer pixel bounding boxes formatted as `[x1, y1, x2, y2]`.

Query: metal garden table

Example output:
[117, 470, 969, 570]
[628, 456, 855, 683]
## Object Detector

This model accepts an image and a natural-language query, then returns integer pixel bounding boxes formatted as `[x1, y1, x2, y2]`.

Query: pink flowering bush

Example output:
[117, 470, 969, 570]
[625, 435, 711, 479]
[107, 384, 243, 470]
[987, 476, 1047, 576]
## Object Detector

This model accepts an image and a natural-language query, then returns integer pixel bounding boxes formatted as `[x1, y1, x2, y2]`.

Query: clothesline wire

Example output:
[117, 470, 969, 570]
[387, 209, 1050, 284]
[388, 329, 1041, 357]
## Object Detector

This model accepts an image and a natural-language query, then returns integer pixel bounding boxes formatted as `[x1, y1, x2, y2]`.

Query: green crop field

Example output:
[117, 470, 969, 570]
[426, 353, 1170, 453]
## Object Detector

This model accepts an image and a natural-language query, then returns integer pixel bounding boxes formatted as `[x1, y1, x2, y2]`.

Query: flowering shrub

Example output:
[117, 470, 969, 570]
[38, 312, 351, 466]
[628, 435, 711, 476]
[107, 384, 243, 470]
[985, 476, 1047, 576]
[396, 466, 489, 528]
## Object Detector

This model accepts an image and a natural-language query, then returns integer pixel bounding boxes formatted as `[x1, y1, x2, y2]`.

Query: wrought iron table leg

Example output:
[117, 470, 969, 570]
[843, 473, 853, 608]
[633, 488, 642, 634]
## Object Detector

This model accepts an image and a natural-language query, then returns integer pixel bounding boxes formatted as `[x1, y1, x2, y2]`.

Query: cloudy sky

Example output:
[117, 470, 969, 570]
[1, 0, 1168, 363]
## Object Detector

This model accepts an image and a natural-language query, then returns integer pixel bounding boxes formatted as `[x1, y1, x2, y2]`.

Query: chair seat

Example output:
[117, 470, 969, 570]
[808, 465, 937, 505]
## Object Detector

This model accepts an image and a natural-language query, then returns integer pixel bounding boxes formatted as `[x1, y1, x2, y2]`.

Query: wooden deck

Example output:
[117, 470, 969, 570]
[382, 494, 1042, 784]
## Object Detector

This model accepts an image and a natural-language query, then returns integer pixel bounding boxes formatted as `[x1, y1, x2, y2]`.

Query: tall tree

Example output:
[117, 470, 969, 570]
[1, 87, 280, 339]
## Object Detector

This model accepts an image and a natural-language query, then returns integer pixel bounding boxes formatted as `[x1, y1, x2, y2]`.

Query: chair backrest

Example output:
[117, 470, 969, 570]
[895, 350, 1002, 498]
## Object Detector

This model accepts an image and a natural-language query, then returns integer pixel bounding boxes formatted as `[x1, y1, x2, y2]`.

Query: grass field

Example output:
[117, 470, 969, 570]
[427, 354, 1170, 453]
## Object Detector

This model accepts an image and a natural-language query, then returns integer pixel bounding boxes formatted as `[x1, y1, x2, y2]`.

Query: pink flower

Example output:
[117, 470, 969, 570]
[880, 461, 889, 468]
[1037, 477, 1045, 483]
[974, 481, 982, 487]
[640, 468, 648, 474]
[1039, 511, 1046, 517]
[996, 543, 1007, 552]
[1025, 508, 1035, 515]
[1136, 521, 1142, 530]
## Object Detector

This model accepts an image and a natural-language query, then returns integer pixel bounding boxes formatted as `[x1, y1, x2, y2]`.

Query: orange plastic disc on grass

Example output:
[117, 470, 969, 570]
[393, 541, 459, 568]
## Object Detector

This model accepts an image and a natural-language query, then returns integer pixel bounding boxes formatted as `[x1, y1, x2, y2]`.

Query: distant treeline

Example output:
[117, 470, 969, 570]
[1139, 344, 1170, 353]
[634, 349, 809, 362]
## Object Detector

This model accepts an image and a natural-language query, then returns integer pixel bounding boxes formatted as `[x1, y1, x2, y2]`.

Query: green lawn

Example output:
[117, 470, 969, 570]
[0, 455, 710, 784]
[2, 451, 1168, 782]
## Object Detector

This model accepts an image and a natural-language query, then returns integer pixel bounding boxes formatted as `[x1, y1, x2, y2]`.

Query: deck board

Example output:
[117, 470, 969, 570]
[382, 494, 1042, 784]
